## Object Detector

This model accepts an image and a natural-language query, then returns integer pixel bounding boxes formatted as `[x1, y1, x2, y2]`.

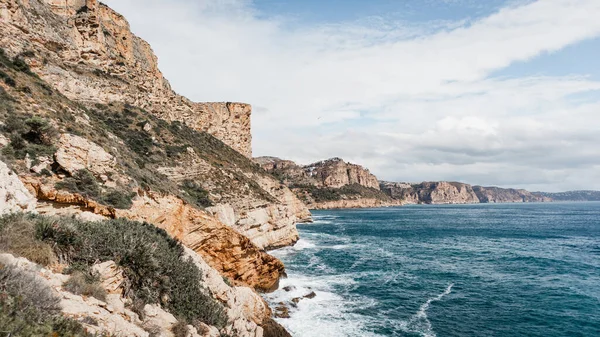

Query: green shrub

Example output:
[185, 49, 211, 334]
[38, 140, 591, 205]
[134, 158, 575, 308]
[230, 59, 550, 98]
[33, 215, 227, 328]
[55, 169, 134, 209]
[56, 169, 102, 199]
[171, 321, 189, 337]
[0, 115, 57, 160]
[63, 270, 107, 301]
[0, 262, 93, 336]
[100, 189, 135, 209]
[181, 180, 213, 208]
[11, 57, 33, 74]
[0, 213, 56, 266]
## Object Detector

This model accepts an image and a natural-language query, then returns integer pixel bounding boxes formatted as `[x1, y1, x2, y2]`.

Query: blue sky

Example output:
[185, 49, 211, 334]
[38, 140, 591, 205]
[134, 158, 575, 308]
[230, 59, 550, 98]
[104, 0, 600, 191]
[252, 0, 511, 24]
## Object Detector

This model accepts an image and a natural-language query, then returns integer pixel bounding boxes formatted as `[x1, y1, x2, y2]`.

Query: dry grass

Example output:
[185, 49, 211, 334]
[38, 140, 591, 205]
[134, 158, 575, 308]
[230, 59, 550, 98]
[0, 213, 56, 266]
[63, 271, 107, 302]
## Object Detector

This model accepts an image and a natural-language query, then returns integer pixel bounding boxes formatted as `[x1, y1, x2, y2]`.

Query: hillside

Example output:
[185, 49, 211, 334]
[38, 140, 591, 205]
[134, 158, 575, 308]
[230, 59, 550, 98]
[256, 157, 399, 209]
[0, 0, 306, 335]
[380, 181, 551, 204]
[533, 190, 600, 202]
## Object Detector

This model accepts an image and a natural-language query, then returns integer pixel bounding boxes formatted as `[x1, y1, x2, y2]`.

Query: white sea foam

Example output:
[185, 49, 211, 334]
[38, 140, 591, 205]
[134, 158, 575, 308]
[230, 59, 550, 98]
[398, 283, 454, 337]
[265, 273, 384, 337]
[293, 239, 317, 250]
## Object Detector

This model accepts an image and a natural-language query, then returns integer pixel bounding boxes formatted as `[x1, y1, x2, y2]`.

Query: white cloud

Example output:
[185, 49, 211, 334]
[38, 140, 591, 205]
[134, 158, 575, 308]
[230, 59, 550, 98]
[103, 0, 600, 191]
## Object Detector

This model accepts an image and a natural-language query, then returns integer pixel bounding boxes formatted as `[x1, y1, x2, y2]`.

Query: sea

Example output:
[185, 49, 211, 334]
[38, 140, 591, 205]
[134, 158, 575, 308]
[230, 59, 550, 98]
[266, 202, 600, 337]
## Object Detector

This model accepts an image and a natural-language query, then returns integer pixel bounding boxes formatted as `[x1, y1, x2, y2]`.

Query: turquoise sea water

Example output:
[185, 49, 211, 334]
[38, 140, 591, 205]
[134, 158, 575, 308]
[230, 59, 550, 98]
[266, 203, 600, 337]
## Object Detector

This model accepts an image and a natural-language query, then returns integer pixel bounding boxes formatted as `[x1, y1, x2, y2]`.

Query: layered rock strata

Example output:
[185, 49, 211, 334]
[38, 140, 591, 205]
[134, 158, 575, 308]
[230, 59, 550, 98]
[1, 0, 311, 251]
[380, 181, 551, 204]
[256, 156, 395, 209]
[0, 0, 251, 157]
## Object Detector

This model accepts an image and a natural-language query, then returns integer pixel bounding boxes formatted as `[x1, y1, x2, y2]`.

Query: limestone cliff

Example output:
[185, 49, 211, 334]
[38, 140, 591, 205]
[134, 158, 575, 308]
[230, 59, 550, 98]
[0, 0, 251, 157]
[473, 186, 550, 203]
[0, 0, 311, 251]
[256, 156, 396, 209]
[0, 160, 37, 213]
[380, 181, 551, 204]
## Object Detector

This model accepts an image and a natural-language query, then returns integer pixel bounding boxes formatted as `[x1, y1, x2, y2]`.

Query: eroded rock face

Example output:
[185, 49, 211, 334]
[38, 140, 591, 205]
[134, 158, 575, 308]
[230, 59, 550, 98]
[158, 160, 311, 251]
[117, 193, 286, 292]
[0, 160, 37, 214]
[22, 175, 286, 292]
[257, 157, 380, 190]
[307, 158, 380, 189]
[0, 0, 251, 157]
[308, 198, 401, 210]
[55, 134, 115, 176]
[473, 186, 549, 203]
[256, 156, 393, 210]
[380, 181, 551, 204]
[380, 181, 479, 205]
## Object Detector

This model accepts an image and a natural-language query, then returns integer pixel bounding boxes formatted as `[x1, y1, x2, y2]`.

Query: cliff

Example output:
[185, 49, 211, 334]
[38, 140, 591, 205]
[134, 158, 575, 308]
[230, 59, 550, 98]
[0, 0, 311, 251]
[533, 190, 600, 202]
[0, 0, 305, 335]
[473, 186, 551, 203]
[256, 156, 398, 209]
[0, 0, 252, 157]
[380, 181, 551, 204]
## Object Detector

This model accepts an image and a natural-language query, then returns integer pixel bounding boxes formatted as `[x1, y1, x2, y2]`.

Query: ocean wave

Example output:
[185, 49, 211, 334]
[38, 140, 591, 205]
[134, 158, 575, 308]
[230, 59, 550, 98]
[398, 283, 454, 337]
[266, 274, 382, 337]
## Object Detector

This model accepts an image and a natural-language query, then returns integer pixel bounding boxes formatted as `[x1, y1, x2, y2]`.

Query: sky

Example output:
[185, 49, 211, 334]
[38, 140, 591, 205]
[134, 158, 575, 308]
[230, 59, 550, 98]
[103, 0, 600, 192]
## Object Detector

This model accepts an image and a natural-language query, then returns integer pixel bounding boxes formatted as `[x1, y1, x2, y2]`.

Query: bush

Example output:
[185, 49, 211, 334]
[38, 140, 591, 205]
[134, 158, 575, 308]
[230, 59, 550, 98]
[63, 270, 107, 301]
[55, 169, 134, 209]
[0, 115, 57, 160]
[0, 262, 92, 336]
[34, 215, 228, 328]
[171, 321, 189, 337]
[11, 57, 33, 74]
[56, 169, 101, 199]
[181, 180, 213, 208]
[0, 213, 56, 266]
[100, 189, 135, 209]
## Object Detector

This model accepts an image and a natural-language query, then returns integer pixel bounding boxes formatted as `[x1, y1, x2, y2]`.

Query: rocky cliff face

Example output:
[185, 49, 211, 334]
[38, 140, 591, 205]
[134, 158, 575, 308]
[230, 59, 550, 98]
[306, 158, 380, 189]
[380, 181, 551, 204]
[256, 157, 395, 209]
[0, 1, 307, 335]
[257, 157, 380, 189]
[0, 0, 311, 251]
[0, 0, 251, 157]
[0, 161, 37, 213]
[533, 190, 600, 201]
[473, 186, 550, 203]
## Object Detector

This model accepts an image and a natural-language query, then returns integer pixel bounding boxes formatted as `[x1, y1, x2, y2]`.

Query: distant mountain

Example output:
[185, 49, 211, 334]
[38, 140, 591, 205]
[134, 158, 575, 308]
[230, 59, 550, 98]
[533, 191, 600, 202]
[255, 157, 398, 209]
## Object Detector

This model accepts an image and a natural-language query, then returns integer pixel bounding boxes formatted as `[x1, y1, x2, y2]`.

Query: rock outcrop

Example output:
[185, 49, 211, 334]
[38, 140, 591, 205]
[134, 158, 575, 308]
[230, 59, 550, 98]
[22, 175, 285, 293]
[305, 158, 380, 189]
[256, 156, 394, 209]
[473, 186, 550, 203]
[0, 0, 251, 157]
[533, 190, 600, 202]
[257, 157, 380, 190]
[0, 160, 37, 214]
[380, 181, 551, 204]
[0, 251, 269, 337]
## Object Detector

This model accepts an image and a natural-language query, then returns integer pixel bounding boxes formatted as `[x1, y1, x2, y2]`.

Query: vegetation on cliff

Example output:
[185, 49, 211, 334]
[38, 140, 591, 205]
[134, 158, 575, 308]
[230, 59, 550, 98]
[0, 262, 102, 337]
[0, 213, 228, 330]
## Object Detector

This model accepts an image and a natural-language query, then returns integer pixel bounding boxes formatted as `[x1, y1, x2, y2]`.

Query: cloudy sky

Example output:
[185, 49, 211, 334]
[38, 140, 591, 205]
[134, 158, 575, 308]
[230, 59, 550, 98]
[103, 0, 600, 192]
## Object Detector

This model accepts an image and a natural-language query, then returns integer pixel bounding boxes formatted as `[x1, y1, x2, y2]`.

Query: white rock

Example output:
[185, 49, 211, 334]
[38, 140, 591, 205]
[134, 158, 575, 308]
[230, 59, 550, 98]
[55, 134, 116, 176]
[0, 160, 37, 215]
